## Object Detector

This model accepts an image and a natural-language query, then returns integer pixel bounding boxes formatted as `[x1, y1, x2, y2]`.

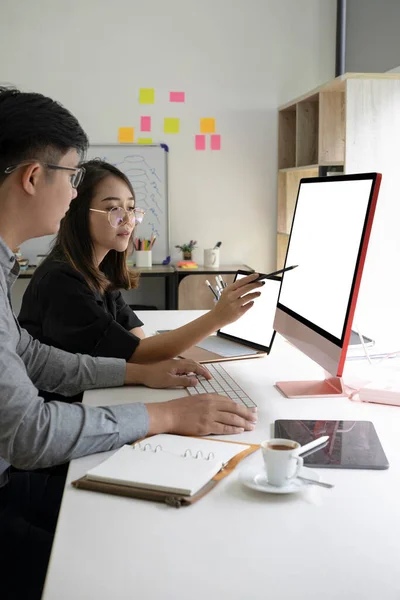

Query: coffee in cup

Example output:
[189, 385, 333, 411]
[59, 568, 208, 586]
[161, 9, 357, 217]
[267, 443, 297, 451]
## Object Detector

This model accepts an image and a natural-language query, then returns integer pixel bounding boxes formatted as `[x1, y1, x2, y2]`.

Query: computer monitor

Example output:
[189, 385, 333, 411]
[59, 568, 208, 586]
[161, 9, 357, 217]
[273, 172, 382, 398]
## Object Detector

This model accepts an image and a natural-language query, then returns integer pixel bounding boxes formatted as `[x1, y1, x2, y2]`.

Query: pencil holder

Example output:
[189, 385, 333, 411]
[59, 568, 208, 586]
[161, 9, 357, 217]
[135, 250, 152, 268]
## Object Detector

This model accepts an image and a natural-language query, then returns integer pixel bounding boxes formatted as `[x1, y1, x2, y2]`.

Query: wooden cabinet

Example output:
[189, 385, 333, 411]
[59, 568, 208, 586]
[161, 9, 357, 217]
[276, 73, 400, 268]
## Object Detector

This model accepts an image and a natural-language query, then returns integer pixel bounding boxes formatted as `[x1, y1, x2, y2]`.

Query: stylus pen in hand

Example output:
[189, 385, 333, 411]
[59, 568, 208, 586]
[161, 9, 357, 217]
[255, 264, 298, 281]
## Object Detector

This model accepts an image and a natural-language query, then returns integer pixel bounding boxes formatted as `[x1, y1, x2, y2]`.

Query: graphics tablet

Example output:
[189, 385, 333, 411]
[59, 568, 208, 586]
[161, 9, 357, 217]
[178, 270, 281, 363]
[274, 420, 389, 469]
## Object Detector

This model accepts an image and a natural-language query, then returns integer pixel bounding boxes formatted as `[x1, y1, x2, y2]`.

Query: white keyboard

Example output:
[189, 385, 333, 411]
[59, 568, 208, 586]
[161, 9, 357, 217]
[187, 363, 257, 408]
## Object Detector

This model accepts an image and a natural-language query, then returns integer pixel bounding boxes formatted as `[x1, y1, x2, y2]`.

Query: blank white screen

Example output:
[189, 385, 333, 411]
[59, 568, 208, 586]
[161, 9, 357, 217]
[278, 178, 373, 340]
[220, 274, 281, 348]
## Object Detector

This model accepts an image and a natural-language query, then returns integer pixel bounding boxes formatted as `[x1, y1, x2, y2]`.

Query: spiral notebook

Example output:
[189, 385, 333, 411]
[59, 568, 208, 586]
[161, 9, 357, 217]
[73, 434, 259, 507]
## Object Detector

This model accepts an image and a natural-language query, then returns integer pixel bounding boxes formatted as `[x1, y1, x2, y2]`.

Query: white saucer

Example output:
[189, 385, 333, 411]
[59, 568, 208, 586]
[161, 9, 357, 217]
[239, 465, 320, 495]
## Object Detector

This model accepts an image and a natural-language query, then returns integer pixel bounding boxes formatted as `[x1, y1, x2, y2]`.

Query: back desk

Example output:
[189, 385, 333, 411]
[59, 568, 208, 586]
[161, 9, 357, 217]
[42, 311, 400, 600]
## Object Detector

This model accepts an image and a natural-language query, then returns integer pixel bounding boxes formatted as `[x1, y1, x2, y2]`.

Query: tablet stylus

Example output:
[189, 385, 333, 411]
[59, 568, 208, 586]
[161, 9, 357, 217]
[297, 436, 329, 456]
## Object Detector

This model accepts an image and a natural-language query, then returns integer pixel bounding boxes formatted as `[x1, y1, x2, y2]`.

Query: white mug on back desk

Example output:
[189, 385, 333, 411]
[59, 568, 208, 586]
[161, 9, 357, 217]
[204, 248, 220, 268]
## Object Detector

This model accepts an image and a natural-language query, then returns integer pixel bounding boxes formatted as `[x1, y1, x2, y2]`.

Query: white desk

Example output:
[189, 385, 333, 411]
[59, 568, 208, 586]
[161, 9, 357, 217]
[43, 311, 400, 600]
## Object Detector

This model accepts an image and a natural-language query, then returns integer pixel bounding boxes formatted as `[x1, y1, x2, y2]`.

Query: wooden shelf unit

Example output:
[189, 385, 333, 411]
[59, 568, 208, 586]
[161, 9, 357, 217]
[276, 72, 400, 268]
[277, 166, 319, 236]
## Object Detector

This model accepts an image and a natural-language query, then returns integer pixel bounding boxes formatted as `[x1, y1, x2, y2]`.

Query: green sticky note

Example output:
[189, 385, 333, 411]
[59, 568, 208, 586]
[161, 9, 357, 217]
[138, 138, 153, 145]
[139, 88, 155, 104]
[164, 118, 180, 134]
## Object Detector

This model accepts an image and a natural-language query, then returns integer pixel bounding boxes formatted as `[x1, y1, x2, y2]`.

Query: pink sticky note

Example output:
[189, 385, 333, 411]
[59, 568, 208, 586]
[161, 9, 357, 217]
[210, 134, 221, 150]
[195, 135, 206, 150]
[141, 116, 151, 132]
[170, 91, 185, 103]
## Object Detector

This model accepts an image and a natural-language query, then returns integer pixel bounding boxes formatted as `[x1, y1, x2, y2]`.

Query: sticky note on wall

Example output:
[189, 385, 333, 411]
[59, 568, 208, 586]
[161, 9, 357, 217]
[138, 138, 153, 145]
[118, 127, 134, 143]
[141, 116, 151, 132]
[195, 135, 206, 150]
[139, 88, 155, 104]
[210, 134, 221, 150]
[170, 91, 185, 103]
[164, 118, 180, 134]
[200, 118, 215, 134]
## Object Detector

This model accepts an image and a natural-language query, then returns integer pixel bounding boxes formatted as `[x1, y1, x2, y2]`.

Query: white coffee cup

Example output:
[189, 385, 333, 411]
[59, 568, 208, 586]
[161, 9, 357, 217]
[204, 248, 220, 268]
[135, 250, 152, 268]
[261, 438, 303, 487]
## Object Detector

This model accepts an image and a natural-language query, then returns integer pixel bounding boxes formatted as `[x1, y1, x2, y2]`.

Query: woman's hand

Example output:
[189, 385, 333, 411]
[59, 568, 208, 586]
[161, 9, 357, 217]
[211, 273, 264, 328]
[127, 274, 264, 364]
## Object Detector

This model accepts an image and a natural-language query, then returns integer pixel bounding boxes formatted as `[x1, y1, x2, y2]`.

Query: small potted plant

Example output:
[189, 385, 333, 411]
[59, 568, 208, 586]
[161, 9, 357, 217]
[175, 240, 197, 261]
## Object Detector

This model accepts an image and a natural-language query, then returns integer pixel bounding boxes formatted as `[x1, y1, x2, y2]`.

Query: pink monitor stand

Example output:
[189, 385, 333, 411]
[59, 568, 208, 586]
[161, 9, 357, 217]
[275, 375, 346, 399]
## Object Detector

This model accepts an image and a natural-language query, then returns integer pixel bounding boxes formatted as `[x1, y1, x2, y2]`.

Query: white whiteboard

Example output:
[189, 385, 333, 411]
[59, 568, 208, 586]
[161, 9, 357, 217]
[86, 144, 169, 264]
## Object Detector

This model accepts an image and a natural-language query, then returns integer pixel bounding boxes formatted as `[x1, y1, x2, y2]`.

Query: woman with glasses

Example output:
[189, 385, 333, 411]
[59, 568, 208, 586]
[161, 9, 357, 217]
[19, 159, 262, 374]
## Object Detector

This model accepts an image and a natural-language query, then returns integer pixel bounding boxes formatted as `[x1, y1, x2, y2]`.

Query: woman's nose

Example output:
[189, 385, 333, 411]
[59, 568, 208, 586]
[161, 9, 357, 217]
[121, 210, 131, 224]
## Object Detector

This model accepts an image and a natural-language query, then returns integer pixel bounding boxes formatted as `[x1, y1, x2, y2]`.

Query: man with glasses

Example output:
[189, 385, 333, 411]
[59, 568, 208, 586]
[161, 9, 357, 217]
[0, 87, 258, 600]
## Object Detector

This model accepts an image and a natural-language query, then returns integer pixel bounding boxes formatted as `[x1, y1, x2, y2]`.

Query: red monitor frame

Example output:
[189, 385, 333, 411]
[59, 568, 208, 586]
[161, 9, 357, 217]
[273, 172, 382, 398]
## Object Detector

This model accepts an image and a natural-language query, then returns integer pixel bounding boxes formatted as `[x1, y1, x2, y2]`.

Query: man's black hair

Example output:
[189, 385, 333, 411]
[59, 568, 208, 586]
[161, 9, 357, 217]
[0, 87, 88, 182]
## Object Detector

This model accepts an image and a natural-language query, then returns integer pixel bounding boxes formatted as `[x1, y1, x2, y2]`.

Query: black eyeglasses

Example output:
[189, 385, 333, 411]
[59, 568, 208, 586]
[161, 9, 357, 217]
[4, 161, 86, 189]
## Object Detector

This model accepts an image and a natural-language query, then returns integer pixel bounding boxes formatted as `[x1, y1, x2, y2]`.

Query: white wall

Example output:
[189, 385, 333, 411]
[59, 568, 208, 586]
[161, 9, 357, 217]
[0, 0, 336, 275]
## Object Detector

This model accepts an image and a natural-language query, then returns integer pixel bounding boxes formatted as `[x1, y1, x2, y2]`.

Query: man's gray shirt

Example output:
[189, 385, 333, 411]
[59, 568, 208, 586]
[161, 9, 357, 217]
[0, 235, 149, 486]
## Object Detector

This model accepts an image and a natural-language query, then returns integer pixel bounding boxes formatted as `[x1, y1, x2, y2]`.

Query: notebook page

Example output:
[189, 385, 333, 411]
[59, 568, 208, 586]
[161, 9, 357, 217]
[136, 434, 250, 464]
[86, 445, 222, 496]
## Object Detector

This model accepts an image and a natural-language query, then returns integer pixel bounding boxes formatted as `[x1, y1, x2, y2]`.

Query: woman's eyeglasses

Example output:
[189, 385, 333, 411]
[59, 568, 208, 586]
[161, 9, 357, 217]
[89, 206, 146, 228]
[4, 161, 85, 189]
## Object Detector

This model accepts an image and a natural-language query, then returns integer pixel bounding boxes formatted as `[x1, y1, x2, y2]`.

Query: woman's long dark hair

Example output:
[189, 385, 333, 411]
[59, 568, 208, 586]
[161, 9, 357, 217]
[46, 159, 140, 293]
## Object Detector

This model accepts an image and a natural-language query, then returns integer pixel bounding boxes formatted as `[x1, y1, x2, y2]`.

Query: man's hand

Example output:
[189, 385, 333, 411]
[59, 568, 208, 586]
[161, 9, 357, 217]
[125, 359, 211, 389]
[146, 394, 258, 436]
[211, 273, 264, 328]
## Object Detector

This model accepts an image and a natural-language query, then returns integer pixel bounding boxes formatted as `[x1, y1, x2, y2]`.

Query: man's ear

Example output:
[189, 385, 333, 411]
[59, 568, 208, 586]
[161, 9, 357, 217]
[21, 162, 42, 196]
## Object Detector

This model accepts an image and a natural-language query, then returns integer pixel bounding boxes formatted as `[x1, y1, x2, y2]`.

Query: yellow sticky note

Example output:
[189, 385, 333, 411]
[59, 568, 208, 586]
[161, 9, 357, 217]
[118, 127, 134, 143]
[138, 138, 153, 145]
[200, 118, 215, 134]
[139, 88, 155, 104]
[164, 118, 180, 134]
